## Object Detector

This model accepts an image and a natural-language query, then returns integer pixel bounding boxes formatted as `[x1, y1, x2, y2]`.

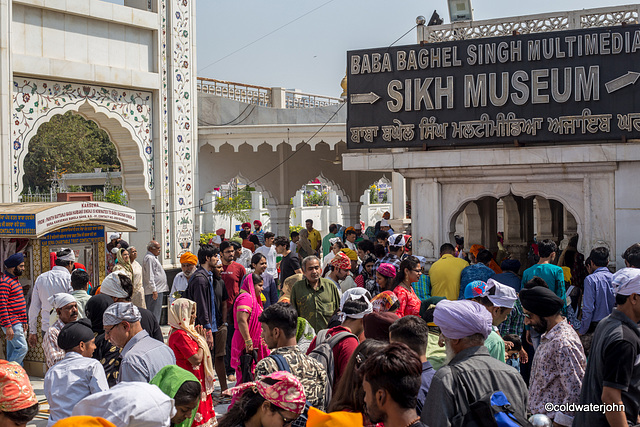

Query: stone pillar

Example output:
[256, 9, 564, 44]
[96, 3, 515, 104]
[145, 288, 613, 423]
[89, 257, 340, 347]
[477, 198, 498, 252]
[328, 190, 340, 224]
[391, 171, 406, 220]
[156, 0, 198, 263]
[502, 195, 528, 268]
[564, 207, 578, 237]
[410, 178, 441, 262]
[271, 88, 287, 108]
[270, 204, 292, 238]
[534, 196, 554, 242]
[463, 202, 483, 252]
[0, 0, 12, 202]
[341, 202, 362, 228]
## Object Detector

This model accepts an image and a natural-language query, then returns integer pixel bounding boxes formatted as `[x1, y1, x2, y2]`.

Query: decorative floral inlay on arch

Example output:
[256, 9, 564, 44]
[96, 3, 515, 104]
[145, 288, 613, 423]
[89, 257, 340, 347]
[11, 78, 153, 195]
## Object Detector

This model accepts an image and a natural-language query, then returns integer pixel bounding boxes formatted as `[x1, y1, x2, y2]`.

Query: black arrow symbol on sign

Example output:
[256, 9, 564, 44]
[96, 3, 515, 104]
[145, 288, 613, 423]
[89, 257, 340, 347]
[605, 72, 640, 93]
[350, 92, 381, 104]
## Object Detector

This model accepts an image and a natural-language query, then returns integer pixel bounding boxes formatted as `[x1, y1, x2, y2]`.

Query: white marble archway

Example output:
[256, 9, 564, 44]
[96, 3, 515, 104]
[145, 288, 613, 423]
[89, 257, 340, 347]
[11, 78, 154, 198]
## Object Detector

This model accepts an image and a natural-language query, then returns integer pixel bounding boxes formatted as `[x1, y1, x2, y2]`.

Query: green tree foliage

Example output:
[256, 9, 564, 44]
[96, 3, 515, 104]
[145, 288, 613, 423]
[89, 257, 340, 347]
[23, 112, 120, 190]
[214, 191, 251, 223]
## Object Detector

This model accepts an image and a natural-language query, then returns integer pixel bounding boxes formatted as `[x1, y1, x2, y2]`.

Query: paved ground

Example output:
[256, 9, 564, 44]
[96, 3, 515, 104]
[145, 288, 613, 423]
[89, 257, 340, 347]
[27, 325, 233, 426]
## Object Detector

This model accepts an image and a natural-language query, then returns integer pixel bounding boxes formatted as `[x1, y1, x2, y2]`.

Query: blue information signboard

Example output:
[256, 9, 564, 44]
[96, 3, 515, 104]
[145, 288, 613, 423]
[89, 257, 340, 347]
[0, 214, 36, 236]
[40, 224, 105, 246]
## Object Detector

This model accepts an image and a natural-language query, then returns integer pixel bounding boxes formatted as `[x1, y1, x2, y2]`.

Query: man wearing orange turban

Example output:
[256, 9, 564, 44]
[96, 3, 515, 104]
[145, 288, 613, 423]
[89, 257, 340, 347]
[169, 251, 198, 303]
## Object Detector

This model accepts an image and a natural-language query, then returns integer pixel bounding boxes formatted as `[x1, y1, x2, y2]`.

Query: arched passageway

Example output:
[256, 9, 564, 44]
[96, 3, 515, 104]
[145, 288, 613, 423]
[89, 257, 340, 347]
[449, 193, 580, 268]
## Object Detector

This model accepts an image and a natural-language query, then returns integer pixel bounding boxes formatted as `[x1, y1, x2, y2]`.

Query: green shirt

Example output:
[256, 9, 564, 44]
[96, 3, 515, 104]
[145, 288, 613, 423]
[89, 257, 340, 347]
[322, 233, 336, 258]
[485, 329, 505, 363]
[71, 289, 92, 319]
[290, 277, 340, 333]
[426, 332, 447, 370]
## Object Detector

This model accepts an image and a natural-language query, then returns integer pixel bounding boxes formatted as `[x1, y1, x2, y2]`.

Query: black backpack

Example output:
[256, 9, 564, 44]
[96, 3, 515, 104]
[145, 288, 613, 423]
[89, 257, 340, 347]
[450, 364, 533, 427]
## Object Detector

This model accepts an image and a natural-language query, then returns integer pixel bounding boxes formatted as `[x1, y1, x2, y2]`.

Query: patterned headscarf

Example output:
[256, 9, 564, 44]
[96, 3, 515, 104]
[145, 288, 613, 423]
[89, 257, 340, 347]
[115, 248, 133, 277]
[103, 302, 141, 326]
[168, 298, 215, 395]
[376, 263, 397, 278]
[228, 371, 306, 415]
[371, 290, 399, 313]
[0, 361, 38, 412]
[331, 252, 351, 270]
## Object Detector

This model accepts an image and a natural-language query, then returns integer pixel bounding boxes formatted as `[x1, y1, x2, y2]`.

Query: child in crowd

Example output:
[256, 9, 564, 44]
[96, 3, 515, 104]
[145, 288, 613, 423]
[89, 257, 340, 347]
[503, 334, 522, 372]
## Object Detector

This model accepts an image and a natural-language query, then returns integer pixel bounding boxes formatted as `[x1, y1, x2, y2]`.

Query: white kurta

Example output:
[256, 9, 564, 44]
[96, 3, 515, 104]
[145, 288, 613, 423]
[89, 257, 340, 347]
[28, 266, 73, 333]
[44, 352, 109, 426]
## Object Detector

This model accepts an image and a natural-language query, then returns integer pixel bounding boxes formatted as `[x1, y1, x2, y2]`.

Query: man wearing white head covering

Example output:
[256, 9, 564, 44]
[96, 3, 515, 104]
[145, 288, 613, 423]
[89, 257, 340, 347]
[27, 248, 74, 347]
[421, 299, 529, 427]
[466, 278, 517, 363]
[307, 291, 372, 389]
[72, 381, 176, 427]
[97, 271, 164, 342]
[575, 267, 640, 427]
[42, 293, 78, 367]
[103, 302, 175, 383]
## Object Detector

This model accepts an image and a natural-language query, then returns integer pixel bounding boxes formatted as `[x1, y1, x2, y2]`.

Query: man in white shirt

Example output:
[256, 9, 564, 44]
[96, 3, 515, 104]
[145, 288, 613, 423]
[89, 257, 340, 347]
[231, 239, 252, 269]
[255, 232, 277, 277]
[142, 240, 169, 323]
[28, 248, 74, 347]
[44, 318, 108, 426]
[169, 252, 197, 304]
[42, 293, 79, 368]
[345, 229, 358, 251]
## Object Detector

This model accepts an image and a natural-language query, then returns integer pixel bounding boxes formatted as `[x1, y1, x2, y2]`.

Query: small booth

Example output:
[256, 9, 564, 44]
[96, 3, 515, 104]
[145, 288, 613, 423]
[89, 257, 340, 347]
[0, 201, 137, 375]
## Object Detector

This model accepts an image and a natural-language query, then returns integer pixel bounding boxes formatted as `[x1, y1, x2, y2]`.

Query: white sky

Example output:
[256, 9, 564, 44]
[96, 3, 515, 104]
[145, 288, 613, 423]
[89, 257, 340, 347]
[196, 0, 633, 97]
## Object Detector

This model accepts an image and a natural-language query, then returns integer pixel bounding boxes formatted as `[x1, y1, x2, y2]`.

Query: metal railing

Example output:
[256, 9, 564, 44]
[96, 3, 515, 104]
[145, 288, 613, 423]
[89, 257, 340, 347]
[418, 4, 640, 43]
[197, 78, 271, 106]
[18, 191, 125, 204]
[196, 77, 343, 108]
[284, 90, 342, 108]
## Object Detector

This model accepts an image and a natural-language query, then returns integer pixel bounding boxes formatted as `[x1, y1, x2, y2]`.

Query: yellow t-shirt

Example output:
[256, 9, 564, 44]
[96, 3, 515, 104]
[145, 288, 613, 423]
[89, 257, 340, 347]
[429, 254, 469, 301]
[307, 229, 322, 252]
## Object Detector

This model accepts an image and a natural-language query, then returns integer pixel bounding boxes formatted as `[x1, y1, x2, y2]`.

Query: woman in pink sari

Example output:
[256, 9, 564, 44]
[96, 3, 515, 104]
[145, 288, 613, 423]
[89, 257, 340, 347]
[230, 273, 270, 383]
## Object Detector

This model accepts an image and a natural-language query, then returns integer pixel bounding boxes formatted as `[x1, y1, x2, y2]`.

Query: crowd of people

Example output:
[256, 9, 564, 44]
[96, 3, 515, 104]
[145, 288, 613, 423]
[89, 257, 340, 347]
[1, 217, 640, 427]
